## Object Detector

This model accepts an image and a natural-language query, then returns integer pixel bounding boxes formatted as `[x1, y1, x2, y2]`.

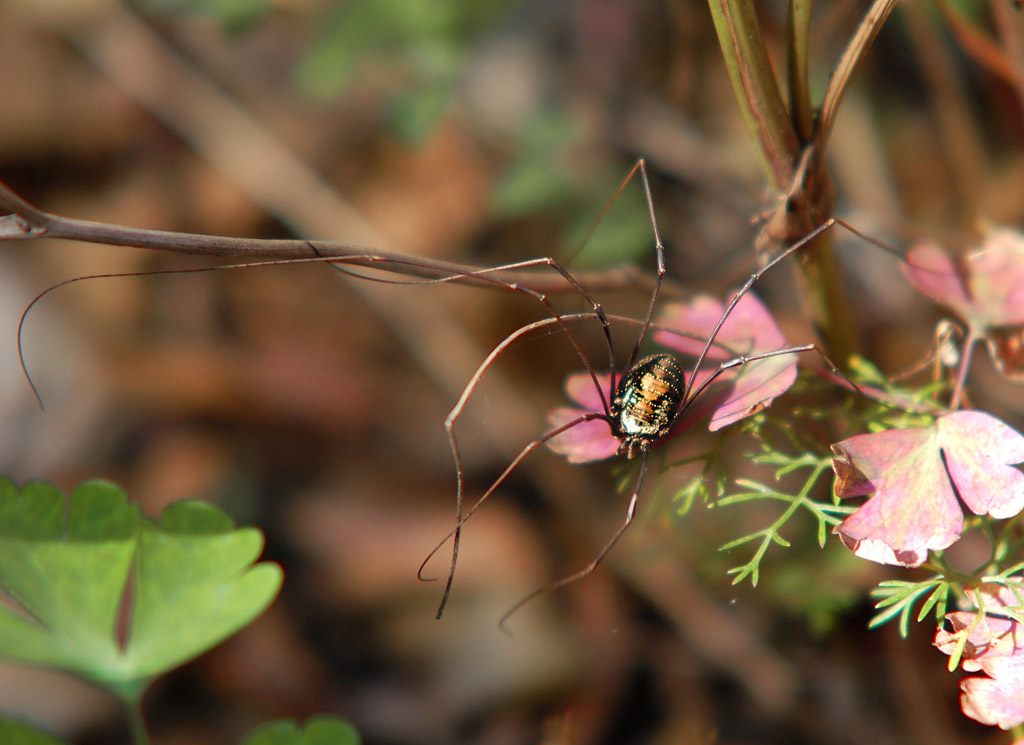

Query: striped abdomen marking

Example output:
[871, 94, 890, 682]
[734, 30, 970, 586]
[610, 353, 686, 458]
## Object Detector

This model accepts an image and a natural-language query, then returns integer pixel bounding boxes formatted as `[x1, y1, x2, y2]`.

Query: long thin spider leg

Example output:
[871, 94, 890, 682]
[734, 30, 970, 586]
[17, 255, 388, 409]
[20, 242, 637, 413]
[497, 450, 650, 635]
[18, 251, 543, 408]
[830, 217, 907, 262]
[682, 216, 911, 404]
[622, 160, 667, 380]
[558, 158, 662, 394]
[435, 313, 610, 619]
[427, 412, 610, 617]
[677, 342, 896, 425]
[681, 220, 839, 404]
[431, 238, 699, 621]
[679, 339, 940, 432]
[326, 240, 623, 418]
[681, 344, 819, 414]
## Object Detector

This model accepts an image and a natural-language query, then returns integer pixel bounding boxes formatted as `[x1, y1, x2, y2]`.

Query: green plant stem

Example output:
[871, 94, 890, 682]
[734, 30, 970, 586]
[123, 693, 151, 745]
[710, 2, 897, 368]
[793, 222, 861, 365]
[786, 0, 815, 142]
[707, 0, 799, 191]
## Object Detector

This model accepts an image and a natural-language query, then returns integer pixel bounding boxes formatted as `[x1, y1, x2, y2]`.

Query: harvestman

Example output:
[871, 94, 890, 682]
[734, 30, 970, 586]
[417, 159, 894, 632]
[13, 161, 891, 631]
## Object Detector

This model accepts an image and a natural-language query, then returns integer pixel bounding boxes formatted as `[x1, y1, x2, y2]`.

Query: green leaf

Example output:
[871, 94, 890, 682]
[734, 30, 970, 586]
[241, 716, 362, 745]
[491, 112, 578, 219]
[0, 479, 282, 699]
[388, 85, 454, 144]
[0, 717, 69, 745]
[492, 158, 576, 219]
[294, 0, 513, 103]
[716, 452, 840, 586]
[0, 480, 65, 538]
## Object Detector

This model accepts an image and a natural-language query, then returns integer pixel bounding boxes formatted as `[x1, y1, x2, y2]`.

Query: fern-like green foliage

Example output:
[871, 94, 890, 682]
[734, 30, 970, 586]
[716, 444, 848, 586]
[0, 478, 282, 702]
[667, 362, 943, 590]
[870, 578, 952, 638]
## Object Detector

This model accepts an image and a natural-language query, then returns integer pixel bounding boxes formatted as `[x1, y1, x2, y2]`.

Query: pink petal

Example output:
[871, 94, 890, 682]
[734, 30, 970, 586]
[831, 426, 964, 567]
[903, 229, 1024, 329]
[967, 583, 1024, 611]
[707, 353, 798, 431]
[545, 407, 619, 464]
[564, 371, 612, 413]
[938, 411, 1024, 519]
[655, 291, 785, 360]
[936, 609, 1023, 672]
[844, 536, 927, 568]
[901, 242, 971, 317]
[961, 652, 1024, 729]
[965, 229, 1024, 326]
[832, 412, 1024, 567]
[655, 296, 731, 358]
[655, 291, 797, 430]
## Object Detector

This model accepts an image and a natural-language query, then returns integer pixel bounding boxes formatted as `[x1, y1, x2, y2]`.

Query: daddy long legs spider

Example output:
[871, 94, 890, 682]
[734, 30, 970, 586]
[10, 160, 891, 633]
[421, 159, 895, 631]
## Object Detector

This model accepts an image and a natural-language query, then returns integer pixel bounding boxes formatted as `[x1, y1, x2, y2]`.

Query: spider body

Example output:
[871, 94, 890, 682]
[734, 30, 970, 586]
[610, 353, 686, 459]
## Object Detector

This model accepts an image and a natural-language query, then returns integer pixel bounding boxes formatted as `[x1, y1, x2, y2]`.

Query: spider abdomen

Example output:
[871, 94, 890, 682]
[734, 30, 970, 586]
[611, 353, 686, 458]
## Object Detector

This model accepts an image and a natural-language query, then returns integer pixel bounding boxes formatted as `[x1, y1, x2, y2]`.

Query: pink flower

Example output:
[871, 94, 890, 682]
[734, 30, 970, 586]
[961, 653, 1024, 729]
[902, 227, 1024, 380]
[546, 291, 798, 463]
[935, 585, 1024, 671]
[546, 372, 622, 464]
[937, 584, 1024, 729]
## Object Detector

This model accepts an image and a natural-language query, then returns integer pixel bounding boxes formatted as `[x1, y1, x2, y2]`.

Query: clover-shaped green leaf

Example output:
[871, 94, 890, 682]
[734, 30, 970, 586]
[241, 716, 362, 745]
[0, 478, 282, 700]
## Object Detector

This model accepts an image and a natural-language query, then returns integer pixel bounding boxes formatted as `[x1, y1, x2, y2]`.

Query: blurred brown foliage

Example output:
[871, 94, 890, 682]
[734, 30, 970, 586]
[1, 1, 1023, 744]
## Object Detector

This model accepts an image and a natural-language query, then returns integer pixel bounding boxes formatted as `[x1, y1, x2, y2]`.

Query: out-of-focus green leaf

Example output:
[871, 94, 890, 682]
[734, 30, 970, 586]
[492, 112, 578, 218]
[562, 179, 656, 269]
[388, 86, 454, 144]
[0, 479, 282, 701]
[136, 0, 270, 31]
[294, 0, 515, 103]
[0, 717, 69, 745]
[492, 160, 575, 220]
[241, 716, 362, 745]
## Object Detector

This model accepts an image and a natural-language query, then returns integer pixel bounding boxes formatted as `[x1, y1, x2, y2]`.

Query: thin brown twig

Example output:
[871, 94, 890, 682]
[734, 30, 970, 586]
[0, 177, 652, 295]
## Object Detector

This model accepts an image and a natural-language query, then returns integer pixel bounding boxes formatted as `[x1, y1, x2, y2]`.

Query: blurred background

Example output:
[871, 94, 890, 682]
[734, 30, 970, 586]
[0, 1, 1023, 743]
